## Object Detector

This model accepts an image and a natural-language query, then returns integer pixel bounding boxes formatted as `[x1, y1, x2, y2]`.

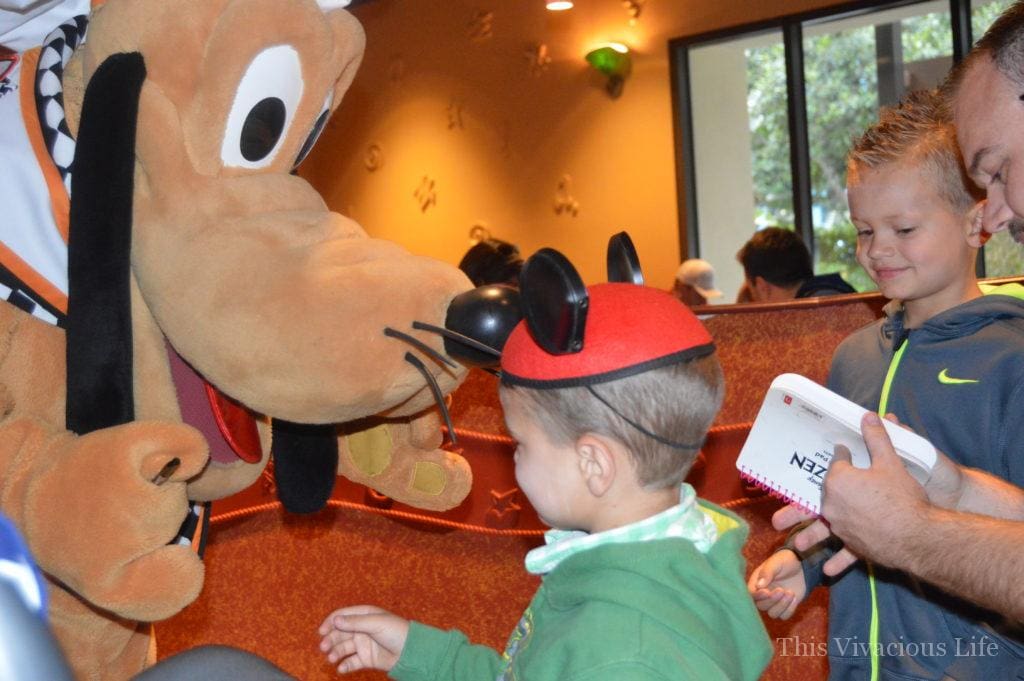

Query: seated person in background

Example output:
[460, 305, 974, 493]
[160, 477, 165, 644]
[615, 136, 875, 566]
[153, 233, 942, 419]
[457, 238, 524, 287]
[319, 283, 772, 680]
[737, 227, 856, 301]
[749, 89, 1024, 679]
[734, 280, 754, 304]
[671, 258, 723, 307]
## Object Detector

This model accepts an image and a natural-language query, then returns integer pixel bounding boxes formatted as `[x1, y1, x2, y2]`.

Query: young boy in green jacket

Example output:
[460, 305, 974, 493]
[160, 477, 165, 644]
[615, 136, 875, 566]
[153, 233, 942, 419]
[318, 280, 772, 680]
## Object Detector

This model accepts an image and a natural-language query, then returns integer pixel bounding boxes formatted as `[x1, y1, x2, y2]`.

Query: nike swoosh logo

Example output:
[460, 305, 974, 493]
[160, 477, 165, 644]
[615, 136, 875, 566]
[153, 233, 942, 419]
[938, 368, 979, 385]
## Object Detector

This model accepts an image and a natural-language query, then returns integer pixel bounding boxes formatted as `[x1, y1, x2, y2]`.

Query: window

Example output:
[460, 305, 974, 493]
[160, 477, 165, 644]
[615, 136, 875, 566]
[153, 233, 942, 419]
[973, 0, 1016, 40]
[685, 30, 791, 300]
[671, 0, 1021, 301]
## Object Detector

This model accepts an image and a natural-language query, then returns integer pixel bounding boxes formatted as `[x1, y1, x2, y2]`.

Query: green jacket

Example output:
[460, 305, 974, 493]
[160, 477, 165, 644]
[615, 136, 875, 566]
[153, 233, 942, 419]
[390, 503, 771, 681]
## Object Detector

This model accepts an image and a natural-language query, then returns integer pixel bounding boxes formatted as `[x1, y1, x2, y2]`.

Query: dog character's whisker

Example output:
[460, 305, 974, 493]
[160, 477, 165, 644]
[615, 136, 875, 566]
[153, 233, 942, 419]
[403, 352, 458, 446]
[384, 327, 458, 369]
[412, 321, 501, 358]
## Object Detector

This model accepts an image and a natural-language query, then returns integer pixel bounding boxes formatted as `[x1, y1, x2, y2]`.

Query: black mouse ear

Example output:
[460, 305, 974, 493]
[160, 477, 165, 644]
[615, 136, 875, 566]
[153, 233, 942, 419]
[606, 231, 644, 285]
[518, 248, 588, 355]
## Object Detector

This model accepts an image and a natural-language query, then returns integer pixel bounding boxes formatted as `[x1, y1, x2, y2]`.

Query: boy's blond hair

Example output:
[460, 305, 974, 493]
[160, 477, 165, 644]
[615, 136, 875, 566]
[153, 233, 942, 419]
[847, 89, 982, 213]
[501, 354, 724, 490]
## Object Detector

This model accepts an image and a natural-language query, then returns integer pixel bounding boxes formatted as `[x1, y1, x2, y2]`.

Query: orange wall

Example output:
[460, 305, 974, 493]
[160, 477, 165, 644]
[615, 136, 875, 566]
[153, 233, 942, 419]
[301, 0, 850, 289]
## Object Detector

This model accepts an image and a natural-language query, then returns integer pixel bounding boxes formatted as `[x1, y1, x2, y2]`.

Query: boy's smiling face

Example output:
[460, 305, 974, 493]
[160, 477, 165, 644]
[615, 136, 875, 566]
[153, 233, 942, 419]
[848, 160, 982, 326]
[499, 388, 589, 531]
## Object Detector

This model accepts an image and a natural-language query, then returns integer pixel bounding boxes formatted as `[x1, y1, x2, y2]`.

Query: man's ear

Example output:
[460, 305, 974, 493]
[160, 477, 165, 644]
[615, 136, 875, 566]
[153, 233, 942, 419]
[751, 276, 772, 302]
[965, 200, 988, 248]
[576, 434, 617, 497]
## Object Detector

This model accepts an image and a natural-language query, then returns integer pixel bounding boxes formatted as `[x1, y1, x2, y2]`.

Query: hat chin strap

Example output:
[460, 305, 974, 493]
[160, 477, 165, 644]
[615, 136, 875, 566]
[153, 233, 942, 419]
[584, 385, 703, 451]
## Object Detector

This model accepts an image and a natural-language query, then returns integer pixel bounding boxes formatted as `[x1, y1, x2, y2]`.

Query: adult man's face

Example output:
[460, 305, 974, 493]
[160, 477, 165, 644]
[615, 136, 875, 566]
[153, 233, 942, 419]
[954, 54, 1024, 242]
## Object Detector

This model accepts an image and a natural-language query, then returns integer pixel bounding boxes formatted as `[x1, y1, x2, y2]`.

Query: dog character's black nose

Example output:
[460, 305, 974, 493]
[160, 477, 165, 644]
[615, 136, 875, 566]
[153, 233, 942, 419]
[443, 284, 522, 368]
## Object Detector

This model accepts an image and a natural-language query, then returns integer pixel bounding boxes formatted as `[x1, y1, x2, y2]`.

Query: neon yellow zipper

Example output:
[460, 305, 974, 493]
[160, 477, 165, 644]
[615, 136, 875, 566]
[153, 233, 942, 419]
[867, 336, 908, 681]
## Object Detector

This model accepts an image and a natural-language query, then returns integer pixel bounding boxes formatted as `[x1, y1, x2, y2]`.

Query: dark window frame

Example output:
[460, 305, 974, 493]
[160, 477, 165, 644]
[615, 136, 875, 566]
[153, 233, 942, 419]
[669, 0, 979, 270]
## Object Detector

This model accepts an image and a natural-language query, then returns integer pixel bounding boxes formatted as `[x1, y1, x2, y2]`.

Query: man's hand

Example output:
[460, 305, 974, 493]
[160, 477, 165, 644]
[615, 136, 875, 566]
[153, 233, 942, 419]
[318, 605, 410, 674]
[866, 414, 965, 510]
[773, 412, 934, 574]
[771, 508, 860, 577]
[818, 412, 930, 570]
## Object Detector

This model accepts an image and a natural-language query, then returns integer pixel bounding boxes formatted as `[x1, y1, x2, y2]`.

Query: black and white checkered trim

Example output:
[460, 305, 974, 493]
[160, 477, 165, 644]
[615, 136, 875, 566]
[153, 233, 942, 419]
[0, 263, 65, 327]
[0, 281, 58, 326]
[35, 14, 88, 196]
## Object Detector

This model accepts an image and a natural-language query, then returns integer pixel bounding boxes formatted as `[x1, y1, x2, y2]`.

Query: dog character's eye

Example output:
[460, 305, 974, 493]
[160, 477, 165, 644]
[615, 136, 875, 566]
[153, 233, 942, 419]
[293, 92, 333, 170]
[222, 45, 304, 169]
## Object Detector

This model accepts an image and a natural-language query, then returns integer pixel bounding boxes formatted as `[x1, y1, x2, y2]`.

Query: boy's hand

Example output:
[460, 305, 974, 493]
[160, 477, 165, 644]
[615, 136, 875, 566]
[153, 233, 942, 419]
[747, 549, 807, 620]
[318, 605, 410, 674]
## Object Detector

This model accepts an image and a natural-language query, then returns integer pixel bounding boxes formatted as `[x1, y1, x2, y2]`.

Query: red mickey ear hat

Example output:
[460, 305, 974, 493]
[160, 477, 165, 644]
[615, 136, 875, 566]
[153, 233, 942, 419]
[500, 284, 715, 389]
[488, 234, 714, 451]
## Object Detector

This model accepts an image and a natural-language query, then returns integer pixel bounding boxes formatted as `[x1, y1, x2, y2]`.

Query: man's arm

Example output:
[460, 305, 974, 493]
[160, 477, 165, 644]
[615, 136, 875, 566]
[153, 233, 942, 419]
[895, 505, 1024, 622]
[918, 434, 1024, 519]
[953, 465, 1024, 518]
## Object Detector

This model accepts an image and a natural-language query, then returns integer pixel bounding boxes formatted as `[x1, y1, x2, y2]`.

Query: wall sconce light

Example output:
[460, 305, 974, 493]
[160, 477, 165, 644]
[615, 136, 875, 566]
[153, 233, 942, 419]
[585, 43, 632, 98]
[546, 1, 574, 9]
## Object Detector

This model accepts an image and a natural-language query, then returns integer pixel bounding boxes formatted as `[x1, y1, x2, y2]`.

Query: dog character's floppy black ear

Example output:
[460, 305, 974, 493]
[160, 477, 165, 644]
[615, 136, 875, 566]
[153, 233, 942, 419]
[518, 248, 588, 355]
[606, 231, 644, 285]
[442, 285, 522, 368]
[66, 52, 146, 435]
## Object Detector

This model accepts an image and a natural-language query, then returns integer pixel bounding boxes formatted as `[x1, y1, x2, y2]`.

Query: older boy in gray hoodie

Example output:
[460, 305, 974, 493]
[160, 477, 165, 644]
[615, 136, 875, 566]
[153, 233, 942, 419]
[750, 90, 1024, 680]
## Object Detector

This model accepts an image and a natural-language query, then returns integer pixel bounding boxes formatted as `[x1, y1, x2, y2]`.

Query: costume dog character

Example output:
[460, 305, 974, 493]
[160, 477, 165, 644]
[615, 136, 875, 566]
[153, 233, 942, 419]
[0, 1, 481, 678]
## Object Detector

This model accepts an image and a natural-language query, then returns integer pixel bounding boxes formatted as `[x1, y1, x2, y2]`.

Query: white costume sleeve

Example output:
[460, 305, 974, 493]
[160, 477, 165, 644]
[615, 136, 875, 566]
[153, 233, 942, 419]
[1, 0, 87, 51]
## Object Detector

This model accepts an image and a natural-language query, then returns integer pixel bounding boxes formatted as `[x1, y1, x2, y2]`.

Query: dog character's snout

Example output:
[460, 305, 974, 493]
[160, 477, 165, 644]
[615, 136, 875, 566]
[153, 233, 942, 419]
[442, 285, 522, 368]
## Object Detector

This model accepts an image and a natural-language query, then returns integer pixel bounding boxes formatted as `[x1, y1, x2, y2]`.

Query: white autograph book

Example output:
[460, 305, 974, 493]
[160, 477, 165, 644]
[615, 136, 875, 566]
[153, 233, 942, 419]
[735, 373, 936, 514]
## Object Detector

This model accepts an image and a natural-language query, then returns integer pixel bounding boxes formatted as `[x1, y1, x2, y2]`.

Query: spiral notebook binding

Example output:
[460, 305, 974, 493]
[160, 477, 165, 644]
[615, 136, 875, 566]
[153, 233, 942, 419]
[738, 465, 819, 516]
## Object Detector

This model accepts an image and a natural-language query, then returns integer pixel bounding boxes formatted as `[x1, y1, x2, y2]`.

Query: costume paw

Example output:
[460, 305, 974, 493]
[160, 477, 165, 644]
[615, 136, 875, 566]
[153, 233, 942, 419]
[23, 421, 209, 620]
[341, 418, 472, 512]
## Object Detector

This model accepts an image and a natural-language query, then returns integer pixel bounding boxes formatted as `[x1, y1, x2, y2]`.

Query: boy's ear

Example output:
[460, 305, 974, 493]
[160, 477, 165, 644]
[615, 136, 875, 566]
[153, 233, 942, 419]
[966, 200, 987, 248]
[575, 434, 617, 497]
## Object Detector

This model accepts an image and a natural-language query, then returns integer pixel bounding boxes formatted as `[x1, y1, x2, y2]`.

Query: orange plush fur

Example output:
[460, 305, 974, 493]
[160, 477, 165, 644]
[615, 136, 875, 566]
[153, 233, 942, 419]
[0, 1, 474, 679]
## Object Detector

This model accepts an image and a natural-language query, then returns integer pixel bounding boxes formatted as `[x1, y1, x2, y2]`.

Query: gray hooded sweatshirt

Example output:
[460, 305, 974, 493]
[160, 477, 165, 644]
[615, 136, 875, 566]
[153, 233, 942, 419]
[804, 283, 1024, 681]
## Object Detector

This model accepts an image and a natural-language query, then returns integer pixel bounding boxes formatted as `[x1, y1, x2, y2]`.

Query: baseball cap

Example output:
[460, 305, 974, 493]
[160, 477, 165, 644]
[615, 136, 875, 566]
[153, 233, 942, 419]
[675, 259, 722, 299]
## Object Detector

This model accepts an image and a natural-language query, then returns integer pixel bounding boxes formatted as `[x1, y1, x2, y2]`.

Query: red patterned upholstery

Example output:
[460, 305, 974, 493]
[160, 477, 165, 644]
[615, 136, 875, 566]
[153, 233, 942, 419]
[448, 368, 507, 436]
[700, 293, 885, 426]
